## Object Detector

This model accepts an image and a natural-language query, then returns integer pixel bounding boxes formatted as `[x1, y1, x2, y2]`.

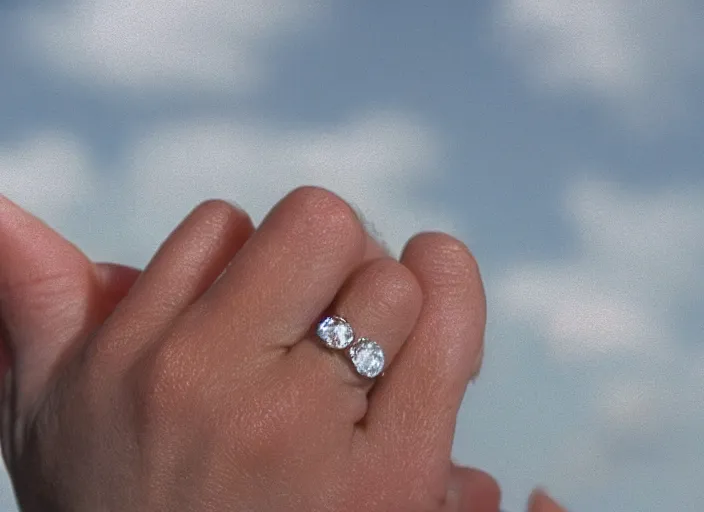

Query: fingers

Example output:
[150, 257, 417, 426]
[445, 466, 501, 512]
[0, 196, 137, 413]
[363, 232, 486, 469]
[94, 262, 142, 310]
[527, 490, 566, 512]
[1, 188, 383, 413]
[287, 257, 422, 421]
[199, 187, 366, 352]
[97, 200, 254, 365]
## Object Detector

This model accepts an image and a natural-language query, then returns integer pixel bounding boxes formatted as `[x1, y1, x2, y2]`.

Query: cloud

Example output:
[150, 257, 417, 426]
[0, 114, 448, 269]
[497, 178, 704, 361]
[0, 132, 94, 221]
[494, 0, 704, 117]
[498, 177, 704, 495]
[596, 369, 704, 449]
[19, 0, 327, 93]
[596, 379, 664, 433]
[565, 180, 704, 288]
[498, 265, 666, 359]
[121, 111, 450, 263]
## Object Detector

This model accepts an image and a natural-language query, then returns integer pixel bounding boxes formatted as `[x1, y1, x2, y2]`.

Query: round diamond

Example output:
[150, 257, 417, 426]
[317, 316, 355, 349]
[348, 338, 385, 378]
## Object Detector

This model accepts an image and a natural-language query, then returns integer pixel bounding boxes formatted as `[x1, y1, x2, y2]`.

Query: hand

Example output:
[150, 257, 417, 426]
[0, 190, 563, 511]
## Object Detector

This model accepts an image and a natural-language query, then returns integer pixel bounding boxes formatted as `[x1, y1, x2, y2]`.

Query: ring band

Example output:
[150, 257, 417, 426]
[316, 316, 386, 379]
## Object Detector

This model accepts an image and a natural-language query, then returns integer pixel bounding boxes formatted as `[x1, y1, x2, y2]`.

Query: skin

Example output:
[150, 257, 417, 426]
[0, 189, 565, 512]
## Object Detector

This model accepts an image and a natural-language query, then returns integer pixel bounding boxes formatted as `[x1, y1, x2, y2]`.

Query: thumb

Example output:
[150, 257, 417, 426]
[527, 490, 566, 512]
[445, 464, 502, 512]
[0, 195, 139, 415]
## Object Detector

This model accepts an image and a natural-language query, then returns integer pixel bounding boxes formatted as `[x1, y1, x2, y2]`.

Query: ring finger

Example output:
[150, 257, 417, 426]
[287, 257, 423, 423]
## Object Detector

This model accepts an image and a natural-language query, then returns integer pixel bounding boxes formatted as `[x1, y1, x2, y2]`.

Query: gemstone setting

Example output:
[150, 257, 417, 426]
[348, 338, 385, 378]
[316, 316, 355, 349]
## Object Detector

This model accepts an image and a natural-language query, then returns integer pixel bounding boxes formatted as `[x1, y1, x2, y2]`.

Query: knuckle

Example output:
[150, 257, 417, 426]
[192, 199, 250, 231]
[287, 186, 364, 247]
[427, 232, 480, 274]
[129, 339, 203, 428]
[194, 198, 237, 217]
[408, 232, 483, 294]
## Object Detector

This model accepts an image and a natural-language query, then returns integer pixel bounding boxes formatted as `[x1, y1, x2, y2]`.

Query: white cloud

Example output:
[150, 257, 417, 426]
[597, 365, 704, 437]
[500, 178, 704, 359]
[566, 180, 704, 287]
[585, 368, 704, 493]
[0, 113, 450, 268]
[499, 265, 666, 359]
[121, 111, 450, 263]
[497, 178, 704, 361]
[498, 178, 704, 497]
[20, 0, 327, 92]
[494, 0, 704, 117]
[596, 379, 664, 433]
[0, 133, 94, 221]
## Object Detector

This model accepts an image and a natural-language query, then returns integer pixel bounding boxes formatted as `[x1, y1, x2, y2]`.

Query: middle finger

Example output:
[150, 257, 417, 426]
[197, 187, 366, 354]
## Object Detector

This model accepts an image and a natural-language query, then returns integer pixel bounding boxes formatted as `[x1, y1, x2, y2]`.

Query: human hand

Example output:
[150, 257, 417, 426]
[0, 190, 563, 511]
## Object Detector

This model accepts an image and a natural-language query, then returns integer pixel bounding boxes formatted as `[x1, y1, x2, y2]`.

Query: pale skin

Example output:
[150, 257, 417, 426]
[0, 188, 565, 511]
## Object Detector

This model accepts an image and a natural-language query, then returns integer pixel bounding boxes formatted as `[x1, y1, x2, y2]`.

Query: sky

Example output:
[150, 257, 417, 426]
[1, 1, 703, 511]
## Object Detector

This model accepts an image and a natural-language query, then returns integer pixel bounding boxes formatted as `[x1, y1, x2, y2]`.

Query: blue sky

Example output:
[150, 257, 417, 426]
[1, 2, 703, 511]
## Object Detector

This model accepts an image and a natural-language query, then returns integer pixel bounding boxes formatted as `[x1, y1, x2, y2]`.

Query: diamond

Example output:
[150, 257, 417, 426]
[317, 316, 355, 349]
[348, 338, 385, 378]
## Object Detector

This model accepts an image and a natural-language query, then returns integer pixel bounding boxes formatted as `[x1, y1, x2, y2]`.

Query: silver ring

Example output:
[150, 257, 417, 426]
[316, 316, 386, 379]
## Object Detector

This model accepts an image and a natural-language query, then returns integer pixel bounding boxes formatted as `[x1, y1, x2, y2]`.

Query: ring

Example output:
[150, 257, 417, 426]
[316, 316, 386, 379]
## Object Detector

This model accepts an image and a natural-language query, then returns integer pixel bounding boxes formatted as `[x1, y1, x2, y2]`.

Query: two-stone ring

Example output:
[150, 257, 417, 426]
[316, 316, 385, 379]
